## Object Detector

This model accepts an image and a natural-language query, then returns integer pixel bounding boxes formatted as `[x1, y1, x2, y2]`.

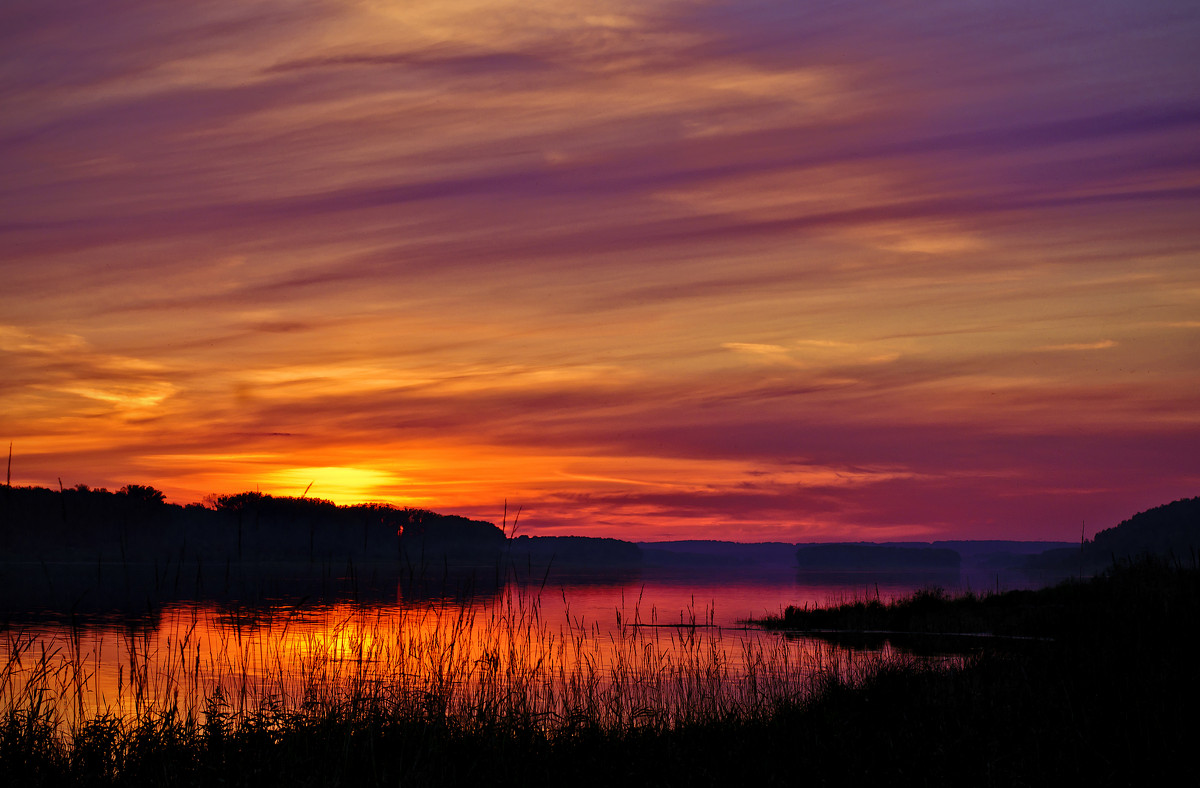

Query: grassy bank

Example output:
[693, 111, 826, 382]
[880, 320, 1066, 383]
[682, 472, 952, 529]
[761, 553, 1200, 637]
[3, 559, 1197, 786]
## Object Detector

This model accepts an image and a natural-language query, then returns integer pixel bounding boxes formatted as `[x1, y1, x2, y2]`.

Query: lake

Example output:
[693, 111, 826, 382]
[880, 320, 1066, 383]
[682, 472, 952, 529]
[1, 560, 1055, 729]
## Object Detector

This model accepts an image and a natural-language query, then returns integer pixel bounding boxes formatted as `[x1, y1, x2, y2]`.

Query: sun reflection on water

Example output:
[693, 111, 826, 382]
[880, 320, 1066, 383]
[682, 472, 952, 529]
[2, 588, 911, 734]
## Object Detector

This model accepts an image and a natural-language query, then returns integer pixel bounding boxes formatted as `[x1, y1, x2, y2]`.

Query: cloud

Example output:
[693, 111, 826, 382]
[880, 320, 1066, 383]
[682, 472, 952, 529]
[3, 0, 1199, 539]
[1036, 340, 1117, 352]
[264, 46, 557, 77]
[0, 325, 178, 419]
[721, 342, 791, 358]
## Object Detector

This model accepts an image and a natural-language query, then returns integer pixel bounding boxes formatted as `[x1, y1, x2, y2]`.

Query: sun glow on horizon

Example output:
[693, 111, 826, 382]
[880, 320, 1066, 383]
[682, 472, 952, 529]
[258, 466, 410, 505]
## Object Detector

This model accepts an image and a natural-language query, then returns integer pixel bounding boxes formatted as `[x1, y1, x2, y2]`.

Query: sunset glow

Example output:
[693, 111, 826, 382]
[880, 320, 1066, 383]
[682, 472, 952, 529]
[3, 0, 1198, 540]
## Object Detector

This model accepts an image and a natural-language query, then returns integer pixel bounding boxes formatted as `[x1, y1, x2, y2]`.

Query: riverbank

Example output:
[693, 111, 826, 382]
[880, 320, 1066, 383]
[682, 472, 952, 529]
[757, 552, 1199, 638]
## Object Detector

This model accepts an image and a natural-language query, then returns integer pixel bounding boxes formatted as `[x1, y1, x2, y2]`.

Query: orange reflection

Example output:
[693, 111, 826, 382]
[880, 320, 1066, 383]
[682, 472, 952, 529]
[1, 593, 912, 732]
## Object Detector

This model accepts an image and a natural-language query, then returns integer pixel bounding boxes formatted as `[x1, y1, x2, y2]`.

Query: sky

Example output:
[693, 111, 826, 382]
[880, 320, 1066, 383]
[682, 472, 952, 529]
[2, 0, 1198, 542]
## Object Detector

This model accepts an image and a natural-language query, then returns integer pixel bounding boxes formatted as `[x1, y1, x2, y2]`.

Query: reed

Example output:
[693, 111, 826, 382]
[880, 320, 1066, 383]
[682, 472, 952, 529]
[0, 585, 887, 772]
[4, 558, 1194, 786]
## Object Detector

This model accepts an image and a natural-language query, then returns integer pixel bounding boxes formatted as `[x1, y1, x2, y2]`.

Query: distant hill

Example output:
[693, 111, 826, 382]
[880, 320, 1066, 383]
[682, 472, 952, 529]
[638, 540, 798, 568]
[795, 543, 961, 571]
[509, 535, 642, 567]
[906, 541, 1073, 560]
[638, 539, 1072, 572]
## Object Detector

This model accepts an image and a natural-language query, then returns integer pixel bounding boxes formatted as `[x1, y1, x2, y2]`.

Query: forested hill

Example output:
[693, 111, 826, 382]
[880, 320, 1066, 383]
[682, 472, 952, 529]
[1027, 497, 1200, 572]
[1089, 497, 1200, 557]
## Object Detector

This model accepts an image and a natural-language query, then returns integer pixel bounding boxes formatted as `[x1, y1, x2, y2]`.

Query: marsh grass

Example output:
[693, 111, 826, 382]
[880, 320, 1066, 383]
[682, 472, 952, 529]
[3, 558, 1196, 786]
[0, 581, 903, 785]
[760, 553, 1200, 639]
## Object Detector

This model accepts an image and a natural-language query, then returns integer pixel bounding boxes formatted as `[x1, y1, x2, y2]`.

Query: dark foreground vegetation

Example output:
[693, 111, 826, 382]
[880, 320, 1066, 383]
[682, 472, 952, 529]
[3, 556, 1197, 787]
[762, 552, 1197, 640]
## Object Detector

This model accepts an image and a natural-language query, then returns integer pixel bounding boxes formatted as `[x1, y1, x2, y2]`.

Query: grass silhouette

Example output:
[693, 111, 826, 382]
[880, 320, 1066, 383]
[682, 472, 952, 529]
[2, 558, 1196, 786]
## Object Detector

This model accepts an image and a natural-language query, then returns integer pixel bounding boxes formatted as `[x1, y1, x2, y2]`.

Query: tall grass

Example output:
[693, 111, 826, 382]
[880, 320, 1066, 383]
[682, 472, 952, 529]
[4, 560, 1196, 785]
[1, 584, 912, 779]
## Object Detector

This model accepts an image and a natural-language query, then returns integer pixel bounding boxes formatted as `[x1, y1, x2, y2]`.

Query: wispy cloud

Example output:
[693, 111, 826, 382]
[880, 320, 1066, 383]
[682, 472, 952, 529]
[3, 0, 1198, 538]
[0, 325, 178, 418]
[1036, 340, 1118, 352]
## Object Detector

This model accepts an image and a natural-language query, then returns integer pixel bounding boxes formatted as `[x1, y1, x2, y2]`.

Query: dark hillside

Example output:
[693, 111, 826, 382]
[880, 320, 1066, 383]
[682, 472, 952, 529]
[1026, 496, 1200, 572]
[1088, 496, 1200, 559]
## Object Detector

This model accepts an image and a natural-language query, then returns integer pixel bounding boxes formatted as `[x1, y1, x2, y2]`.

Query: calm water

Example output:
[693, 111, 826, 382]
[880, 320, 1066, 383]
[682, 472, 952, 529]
[1, 562, 1049, 726]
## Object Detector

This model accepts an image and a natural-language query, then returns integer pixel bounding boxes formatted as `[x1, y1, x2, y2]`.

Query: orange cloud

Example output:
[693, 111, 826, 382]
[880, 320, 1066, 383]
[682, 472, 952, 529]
[3, 0, 1199, 541]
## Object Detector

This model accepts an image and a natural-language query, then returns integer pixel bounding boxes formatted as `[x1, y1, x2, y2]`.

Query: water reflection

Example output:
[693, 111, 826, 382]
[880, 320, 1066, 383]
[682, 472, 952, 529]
[2, 598, 849, 728]
[0, 557, 1062, 624]
[3, 561, 1050, 729]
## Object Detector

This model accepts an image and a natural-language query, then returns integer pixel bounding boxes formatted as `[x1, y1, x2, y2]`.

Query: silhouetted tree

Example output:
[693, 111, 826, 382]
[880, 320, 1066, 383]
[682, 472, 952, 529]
[119, 484, 165, 505]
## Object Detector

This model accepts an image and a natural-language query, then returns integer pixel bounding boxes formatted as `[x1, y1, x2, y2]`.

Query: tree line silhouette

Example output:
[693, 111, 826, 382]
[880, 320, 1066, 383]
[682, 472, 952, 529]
[0, 483, 504, 566]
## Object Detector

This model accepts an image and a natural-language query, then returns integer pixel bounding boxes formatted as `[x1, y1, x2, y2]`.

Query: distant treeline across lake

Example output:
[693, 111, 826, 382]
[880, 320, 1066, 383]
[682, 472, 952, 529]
[2, 483, 1196, 584]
